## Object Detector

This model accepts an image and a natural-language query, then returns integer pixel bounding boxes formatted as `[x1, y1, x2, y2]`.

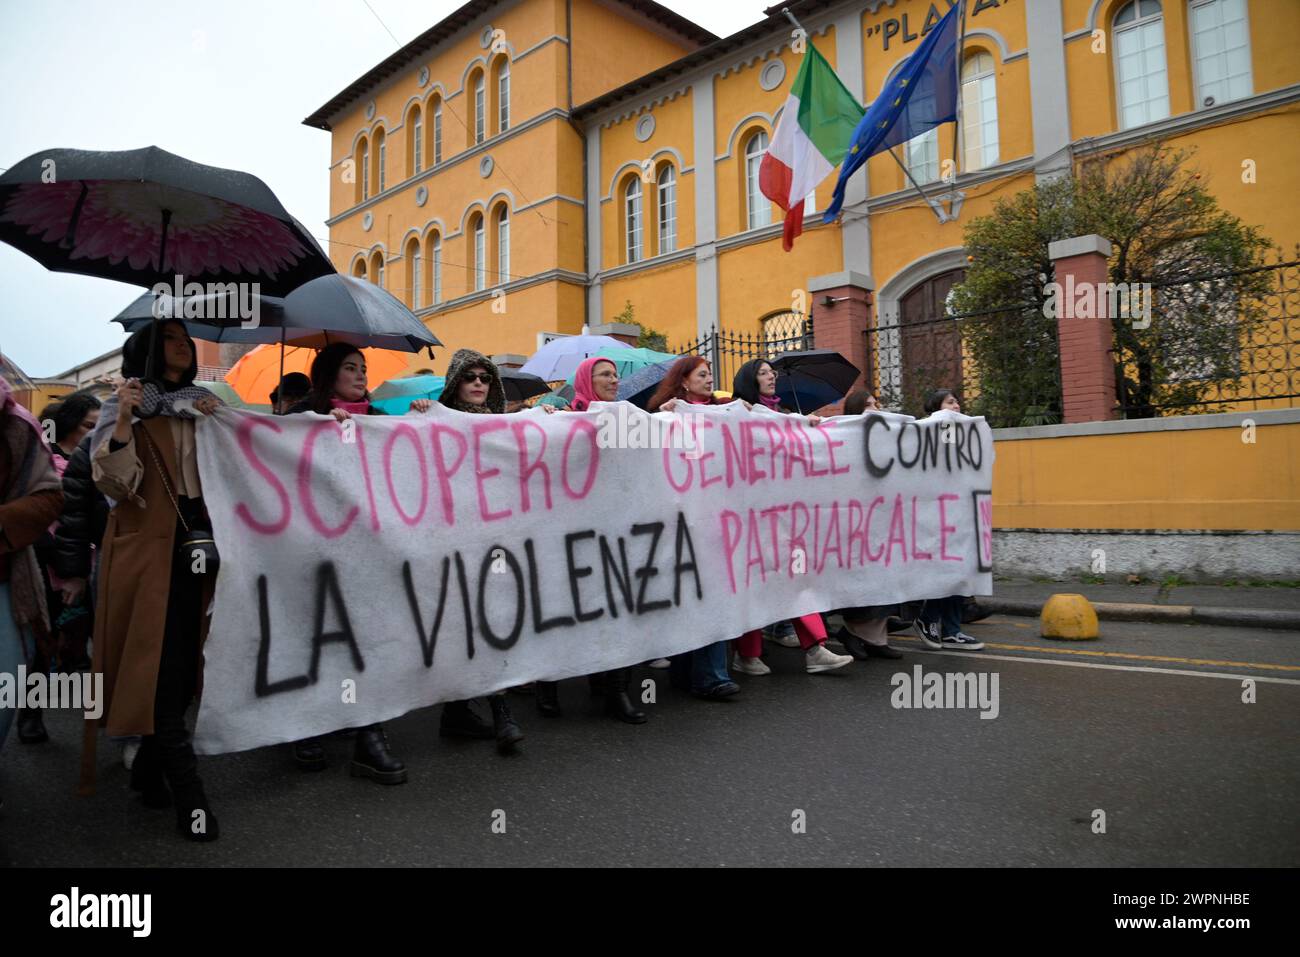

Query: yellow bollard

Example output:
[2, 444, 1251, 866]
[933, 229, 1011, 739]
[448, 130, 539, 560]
[1041, 593, 1100, 640]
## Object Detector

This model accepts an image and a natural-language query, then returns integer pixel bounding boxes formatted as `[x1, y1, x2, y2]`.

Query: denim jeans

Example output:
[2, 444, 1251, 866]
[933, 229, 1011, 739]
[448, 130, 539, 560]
[920, 595, 965, 639]
[670, 641, 733, 693]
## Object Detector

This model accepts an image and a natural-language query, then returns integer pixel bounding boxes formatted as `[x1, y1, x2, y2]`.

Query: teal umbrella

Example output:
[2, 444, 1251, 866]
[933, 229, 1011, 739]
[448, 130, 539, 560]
[565, 346, 680, 385]
[371, 374, 445, 414]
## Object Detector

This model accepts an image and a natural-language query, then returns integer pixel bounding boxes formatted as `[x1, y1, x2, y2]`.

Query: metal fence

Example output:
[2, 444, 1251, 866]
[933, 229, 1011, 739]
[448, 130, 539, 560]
[1115, 256, 1300, 417]
[669, 310, 814, 391]
[864, 302, 1062, 426]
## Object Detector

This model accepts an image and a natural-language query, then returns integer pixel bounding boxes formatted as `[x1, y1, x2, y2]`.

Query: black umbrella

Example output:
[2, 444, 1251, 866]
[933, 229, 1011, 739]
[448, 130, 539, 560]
[499, 369, 550, 403]
[770, 349, 861, 413]
[112, 290, 287, 344]
[616, 358, 676, 409]
[0, 146, 334, 297]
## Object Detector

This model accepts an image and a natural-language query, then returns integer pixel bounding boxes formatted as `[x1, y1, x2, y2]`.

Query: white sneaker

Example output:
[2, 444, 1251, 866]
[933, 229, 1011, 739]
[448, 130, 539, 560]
[764, 625, 800, 648]
[647, 658, 672, 669]
[121, 738, 141, 771]
[805, 644, 853, 673]
[733, 655, 771, 676]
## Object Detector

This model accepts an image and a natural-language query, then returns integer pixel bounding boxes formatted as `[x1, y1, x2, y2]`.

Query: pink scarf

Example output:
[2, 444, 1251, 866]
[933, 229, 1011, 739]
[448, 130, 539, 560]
[758, 393, 783, 411]
[686, 392, 715, 405]
[571, 358, 615, 412]
[330, 397, 372, 416]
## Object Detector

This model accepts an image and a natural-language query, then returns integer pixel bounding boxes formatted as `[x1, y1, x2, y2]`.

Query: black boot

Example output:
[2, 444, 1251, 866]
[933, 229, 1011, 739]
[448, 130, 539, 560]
[440, 699, 495, 739]
[292, 736, 329, 771]
[16, 707, 47, 744]
[129, 735, 171, 808]
[156, 725, 219, 842]
[351, 724, 407, 784]
[603, 669, 647, 724]
[488, 694, 523, 755]
[535, 681, 563, 718]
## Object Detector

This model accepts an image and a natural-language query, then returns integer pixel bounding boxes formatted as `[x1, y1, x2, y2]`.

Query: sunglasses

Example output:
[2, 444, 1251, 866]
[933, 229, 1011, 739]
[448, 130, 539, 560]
[463, 372, 493, 384]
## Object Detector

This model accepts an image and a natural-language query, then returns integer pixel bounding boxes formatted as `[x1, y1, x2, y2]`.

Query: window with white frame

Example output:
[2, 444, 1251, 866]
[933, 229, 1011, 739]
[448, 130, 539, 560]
[498, 61, 510, 133]
[961, 51, 1000, 171]
[625, 177, 643, 264]
[375, 257, 385, 289]
[657, 165, 676, 255]
[1190, 0, 1252, 108]
[1115, 0, 1170, 130]
[431, 234, 443, 304]
[474, 73, 485, 144]
[412, 111, 423, 173]
[361, 142, 370, 201]
[409, 239, 421, 308]
[906, 128, 940, 184]
[745, 131, 771, 229]
[473, 217, 486, 291]
[433, 101, 443, 164]
[377, 131, 386, 192]
[496, 208, 509, 285]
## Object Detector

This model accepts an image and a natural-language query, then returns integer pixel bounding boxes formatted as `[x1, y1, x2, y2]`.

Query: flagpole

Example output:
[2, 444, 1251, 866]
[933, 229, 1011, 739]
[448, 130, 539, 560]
[951, 0, 969, 181]
[886, 146, 948, 222]
[780, 7, 806, 34]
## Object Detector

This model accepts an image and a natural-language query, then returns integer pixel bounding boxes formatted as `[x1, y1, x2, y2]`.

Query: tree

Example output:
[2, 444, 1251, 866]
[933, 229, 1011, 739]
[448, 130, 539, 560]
[949, 145, 1275, 423]
[611, 299, 668, 352]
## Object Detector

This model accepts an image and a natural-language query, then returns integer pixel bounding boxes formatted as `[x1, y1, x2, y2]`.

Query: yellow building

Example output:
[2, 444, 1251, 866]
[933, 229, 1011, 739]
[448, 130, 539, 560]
[307, 0, 1300, 579]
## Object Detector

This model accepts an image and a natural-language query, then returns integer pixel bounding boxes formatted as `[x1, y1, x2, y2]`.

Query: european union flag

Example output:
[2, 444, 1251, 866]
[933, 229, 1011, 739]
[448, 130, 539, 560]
[823, 1, 961, 222]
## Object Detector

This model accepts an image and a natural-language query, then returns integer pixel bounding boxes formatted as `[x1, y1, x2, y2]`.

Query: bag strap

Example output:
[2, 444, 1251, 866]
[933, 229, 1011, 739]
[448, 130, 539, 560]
[138, 425, 190, 533]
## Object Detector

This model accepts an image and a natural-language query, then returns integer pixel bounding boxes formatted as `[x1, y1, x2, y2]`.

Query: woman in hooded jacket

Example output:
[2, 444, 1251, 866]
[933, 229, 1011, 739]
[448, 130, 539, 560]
[727, 359, 854, 676]
[284, 342, 432, 782]
[532, 356, 646, 724]
[83, 321, 223, 841]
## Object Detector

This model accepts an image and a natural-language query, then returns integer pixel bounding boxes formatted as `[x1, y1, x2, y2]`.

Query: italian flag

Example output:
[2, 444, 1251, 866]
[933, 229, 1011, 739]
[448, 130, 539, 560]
[760, 43, 865, 251]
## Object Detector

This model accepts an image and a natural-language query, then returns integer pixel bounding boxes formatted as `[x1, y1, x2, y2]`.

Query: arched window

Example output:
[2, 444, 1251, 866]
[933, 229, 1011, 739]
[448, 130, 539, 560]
[1190, 0, 1252, 108]
[470, 214, 486, 292]
[431, 97, 443, 165]
[352, 258, 367, 278]
[745, 131, 771, 230]
[495, 206, 510, 285]
[472, 71, 486, 145]
[1114, 0, 1170, 129]
[409, 106, 423, 174]
[357, 138, 369, 203]
[407, 237, 421, 308]
[373, 128, 386, 194]
[370, 251, 385, 289]
[624, 177, 643, 264]
[961, 51, 999, 172]
[430, 233, 443, 304]
[657, 164, 676, 255]
[495, 59, 511, 134]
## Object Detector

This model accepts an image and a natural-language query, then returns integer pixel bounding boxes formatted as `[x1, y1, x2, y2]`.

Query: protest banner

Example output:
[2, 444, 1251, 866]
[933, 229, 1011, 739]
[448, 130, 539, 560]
[192, 403, 994, 753]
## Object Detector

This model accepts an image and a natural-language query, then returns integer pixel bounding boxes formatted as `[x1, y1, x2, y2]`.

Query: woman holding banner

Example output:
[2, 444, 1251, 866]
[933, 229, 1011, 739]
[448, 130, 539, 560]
[284, 342, 427, 783]
[533, 356, 648, 724]
[84, 322, 223, 841]
[728, 359, 853, 676]
[646, 357, 741, 700]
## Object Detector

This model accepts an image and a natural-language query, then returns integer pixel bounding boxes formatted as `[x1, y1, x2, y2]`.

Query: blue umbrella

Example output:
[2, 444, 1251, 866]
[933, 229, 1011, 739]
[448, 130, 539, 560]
[616, 358, 677, 409]
[370, 374, 445, 414]
[520, 335, 631, 382]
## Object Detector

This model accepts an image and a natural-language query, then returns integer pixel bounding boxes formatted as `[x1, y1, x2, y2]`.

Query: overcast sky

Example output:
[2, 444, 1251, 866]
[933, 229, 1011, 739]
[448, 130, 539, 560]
[0, 0, 765, 378]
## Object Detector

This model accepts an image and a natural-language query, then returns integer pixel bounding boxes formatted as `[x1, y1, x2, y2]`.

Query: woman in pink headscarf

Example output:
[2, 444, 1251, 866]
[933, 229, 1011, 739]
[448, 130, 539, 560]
[569, 356, 619, 412]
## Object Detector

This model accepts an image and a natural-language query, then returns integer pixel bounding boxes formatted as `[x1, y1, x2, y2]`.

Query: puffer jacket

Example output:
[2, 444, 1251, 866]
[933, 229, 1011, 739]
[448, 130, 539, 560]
[52, 433, 109, 580]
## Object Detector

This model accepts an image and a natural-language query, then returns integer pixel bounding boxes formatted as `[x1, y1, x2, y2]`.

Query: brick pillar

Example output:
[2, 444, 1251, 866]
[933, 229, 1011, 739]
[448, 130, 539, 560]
[1048, 234, 1118, 423]
[808, 270, 873, 410]
[587, 321, 640, 346]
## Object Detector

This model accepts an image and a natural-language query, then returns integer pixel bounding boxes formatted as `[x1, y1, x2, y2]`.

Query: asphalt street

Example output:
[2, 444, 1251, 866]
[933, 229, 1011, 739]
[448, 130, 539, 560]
[2, 614, 1297, 867]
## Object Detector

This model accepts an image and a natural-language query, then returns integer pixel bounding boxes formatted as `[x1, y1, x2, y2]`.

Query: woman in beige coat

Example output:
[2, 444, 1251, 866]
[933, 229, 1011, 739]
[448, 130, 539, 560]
[82, 321, 222, 842]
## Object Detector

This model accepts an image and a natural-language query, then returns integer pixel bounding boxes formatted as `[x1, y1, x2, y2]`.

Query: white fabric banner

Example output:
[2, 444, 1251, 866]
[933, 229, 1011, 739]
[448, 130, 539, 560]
[192, 403, 994, 754]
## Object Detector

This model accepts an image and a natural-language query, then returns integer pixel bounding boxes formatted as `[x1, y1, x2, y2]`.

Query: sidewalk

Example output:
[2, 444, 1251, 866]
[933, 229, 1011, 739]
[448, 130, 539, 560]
[979, 577, 1300, 631]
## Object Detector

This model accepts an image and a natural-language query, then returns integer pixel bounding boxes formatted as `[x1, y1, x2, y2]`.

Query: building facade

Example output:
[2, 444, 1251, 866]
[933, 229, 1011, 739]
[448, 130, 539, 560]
[309, 0, 1299, 397]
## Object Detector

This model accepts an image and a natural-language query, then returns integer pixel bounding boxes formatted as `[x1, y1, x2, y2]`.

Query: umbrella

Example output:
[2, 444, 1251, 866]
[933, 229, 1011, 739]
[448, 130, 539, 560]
[0, 146, 334, 297]
[193, 380, 272, 412]
[370, 374, 445, 415]
[519, 335, 631, 382]
[770, 349, 862, 413]
[616, 358, 677, 409]
[225, 344, 408, 404]
[112, 290, 288, 344]
[535, 393, 570, 409]
[565, 346, 680, 384]
[499, 369, 550, 403]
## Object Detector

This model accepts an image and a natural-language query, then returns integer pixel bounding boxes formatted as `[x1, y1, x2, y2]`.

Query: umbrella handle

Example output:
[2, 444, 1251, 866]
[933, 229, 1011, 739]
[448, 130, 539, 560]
[144, 209, 173, 385]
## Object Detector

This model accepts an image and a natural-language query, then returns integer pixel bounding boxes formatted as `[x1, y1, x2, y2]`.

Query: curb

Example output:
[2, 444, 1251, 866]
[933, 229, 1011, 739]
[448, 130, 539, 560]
[977, 598, 1300, 632]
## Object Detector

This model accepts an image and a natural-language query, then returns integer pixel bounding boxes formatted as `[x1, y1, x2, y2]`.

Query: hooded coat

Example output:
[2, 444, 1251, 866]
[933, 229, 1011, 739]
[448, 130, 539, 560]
[732, 359, 790, 413]
[438, 348, 506, 414]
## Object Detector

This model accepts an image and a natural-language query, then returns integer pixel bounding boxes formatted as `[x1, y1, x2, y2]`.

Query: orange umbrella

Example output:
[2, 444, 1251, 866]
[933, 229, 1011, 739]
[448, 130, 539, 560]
[224, 344, 410, 404]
